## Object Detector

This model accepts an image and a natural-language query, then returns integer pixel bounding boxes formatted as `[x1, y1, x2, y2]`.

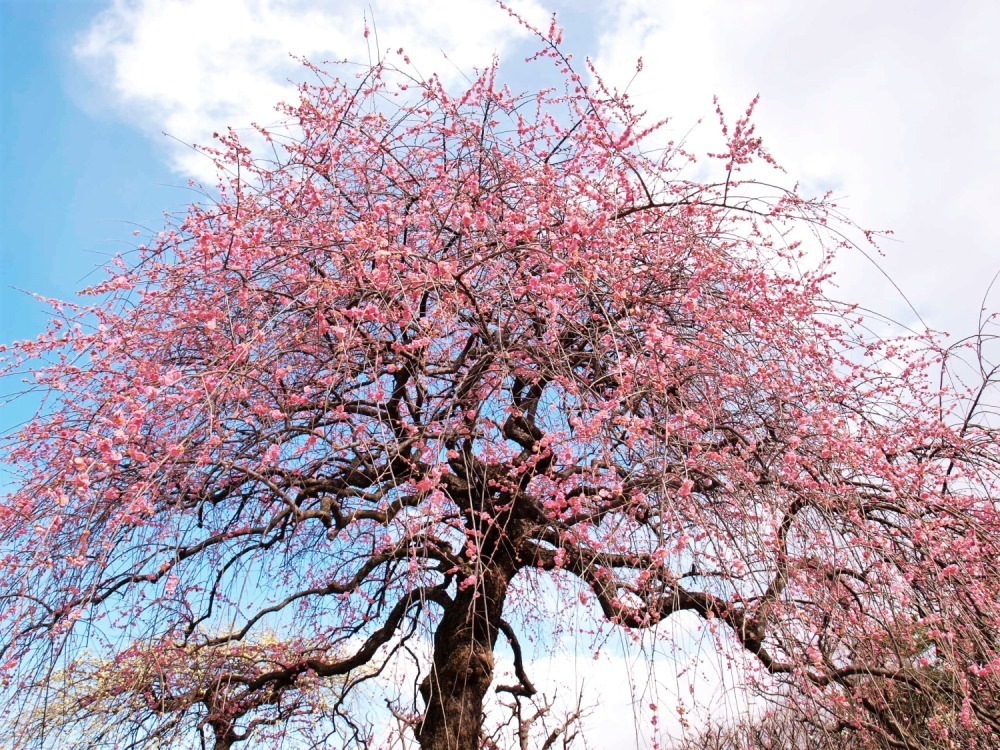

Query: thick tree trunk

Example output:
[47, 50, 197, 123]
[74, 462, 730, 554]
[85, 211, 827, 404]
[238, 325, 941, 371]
[416, 566, 512, 750]
[210, 725, 237, 750]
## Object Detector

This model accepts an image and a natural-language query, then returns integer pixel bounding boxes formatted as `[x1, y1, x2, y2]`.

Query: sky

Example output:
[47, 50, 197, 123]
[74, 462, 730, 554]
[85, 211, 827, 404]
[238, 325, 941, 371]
[2, 0, 1000, 746]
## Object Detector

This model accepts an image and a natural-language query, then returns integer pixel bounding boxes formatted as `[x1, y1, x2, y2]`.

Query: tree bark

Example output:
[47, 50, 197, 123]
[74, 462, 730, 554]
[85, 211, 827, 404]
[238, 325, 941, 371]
[210, 725, 237, 750]
[416, 565, 512, 750]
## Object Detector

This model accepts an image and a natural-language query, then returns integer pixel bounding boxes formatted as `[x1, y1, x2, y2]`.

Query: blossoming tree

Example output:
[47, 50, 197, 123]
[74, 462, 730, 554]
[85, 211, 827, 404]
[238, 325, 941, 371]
[2, 19, 999, 750]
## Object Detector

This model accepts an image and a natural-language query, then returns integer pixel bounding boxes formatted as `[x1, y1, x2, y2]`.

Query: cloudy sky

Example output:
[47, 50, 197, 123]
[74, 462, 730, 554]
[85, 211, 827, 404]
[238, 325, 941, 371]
[4, 0, 999, 343]
[2, 0, 999, 744]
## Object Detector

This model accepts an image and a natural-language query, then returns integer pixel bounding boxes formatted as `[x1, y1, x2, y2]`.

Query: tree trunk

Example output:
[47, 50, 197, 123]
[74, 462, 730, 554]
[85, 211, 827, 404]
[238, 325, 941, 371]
[416, 566, 512, 750]
[210, 724, 237, 750]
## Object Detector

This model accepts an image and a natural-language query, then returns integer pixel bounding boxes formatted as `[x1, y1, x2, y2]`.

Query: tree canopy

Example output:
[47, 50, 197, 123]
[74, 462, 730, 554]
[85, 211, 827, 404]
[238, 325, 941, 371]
[2, 17, 999, 750]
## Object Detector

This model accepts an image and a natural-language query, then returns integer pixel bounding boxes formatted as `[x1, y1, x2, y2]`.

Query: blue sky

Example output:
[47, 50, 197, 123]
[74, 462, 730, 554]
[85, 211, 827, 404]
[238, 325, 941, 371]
[2, 1, 1000, 743]
[1, 0, 182, 344]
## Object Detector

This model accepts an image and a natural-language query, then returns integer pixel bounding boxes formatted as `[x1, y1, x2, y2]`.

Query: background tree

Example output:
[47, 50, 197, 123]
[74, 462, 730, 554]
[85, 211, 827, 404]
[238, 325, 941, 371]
[673, 680, 1000, 750]
[9, 637, 375, 750]
[672, 708, 858, 750]
[2, 15, 999, 750]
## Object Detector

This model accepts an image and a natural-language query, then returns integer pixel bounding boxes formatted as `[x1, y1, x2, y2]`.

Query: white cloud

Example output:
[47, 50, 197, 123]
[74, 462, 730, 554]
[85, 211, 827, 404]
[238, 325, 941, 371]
[592, 0, 1000, 341]
[74, 0, 548, 178]
[73, 0, 1000, 335]
[514, 620, 761, 749]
